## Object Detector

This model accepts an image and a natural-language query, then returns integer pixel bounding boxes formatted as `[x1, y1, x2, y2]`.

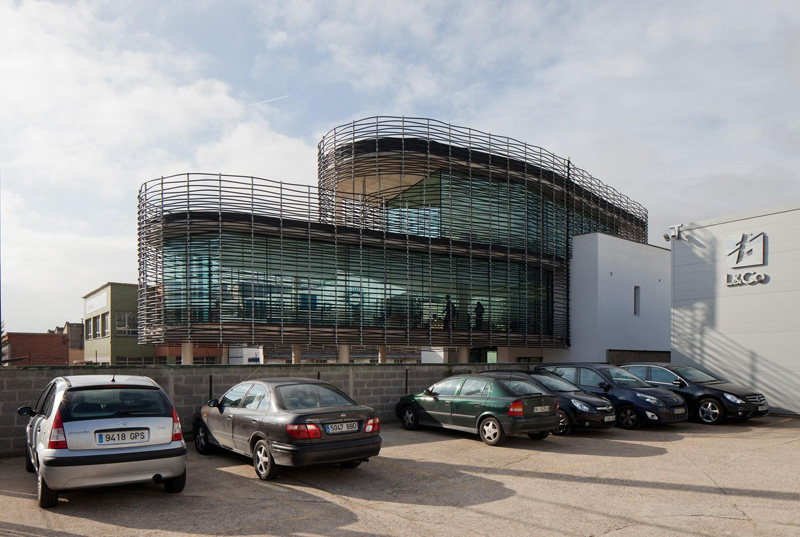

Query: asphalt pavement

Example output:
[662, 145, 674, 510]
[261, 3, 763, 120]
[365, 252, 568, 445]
[1, 416, 798, 537]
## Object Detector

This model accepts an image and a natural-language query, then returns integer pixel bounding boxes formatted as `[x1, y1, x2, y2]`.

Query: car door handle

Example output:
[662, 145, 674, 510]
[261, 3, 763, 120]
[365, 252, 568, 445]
[444, 401, 450, 406]
[227, 416, 232, 421]
[473, 403, 481, 407]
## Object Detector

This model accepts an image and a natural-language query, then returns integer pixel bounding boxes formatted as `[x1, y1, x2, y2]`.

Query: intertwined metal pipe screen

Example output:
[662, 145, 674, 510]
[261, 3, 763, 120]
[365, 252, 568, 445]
[138, 116, 647, 348]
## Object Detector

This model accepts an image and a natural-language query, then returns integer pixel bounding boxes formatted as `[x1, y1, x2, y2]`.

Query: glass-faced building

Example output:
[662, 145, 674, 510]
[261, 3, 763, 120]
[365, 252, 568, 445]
[138, 117, 647, 358]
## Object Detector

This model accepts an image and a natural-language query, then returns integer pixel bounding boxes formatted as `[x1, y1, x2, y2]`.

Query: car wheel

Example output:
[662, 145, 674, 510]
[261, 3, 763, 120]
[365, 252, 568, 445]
[617, 406, 641, 430]
[25, 445, 35, 473]
[552, 410, 572, 436]
[163, 469, 186, 493]
[528, 431, 550, 440]
[253, 439, 279, 481]
[193, 422, 214, 454]
[341, 460, 362, 469]
[697, 398, 727, 425]
[37, 472, 58, 508]
[479, 417, 506, 446]
[400, 405, 419, 430]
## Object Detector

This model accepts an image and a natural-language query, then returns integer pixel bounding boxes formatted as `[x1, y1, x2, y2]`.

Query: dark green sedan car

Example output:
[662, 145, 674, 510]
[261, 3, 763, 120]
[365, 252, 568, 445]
[395, 374, 559, 446]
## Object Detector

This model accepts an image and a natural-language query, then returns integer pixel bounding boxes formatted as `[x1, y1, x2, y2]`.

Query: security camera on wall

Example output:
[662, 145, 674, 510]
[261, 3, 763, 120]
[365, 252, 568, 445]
[663, 233, 671, 242]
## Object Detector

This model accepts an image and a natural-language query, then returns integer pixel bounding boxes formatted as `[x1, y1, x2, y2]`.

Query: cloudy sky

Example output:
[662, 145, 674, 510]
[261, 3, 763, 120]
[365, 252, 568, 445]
[2, 0, 799, 332]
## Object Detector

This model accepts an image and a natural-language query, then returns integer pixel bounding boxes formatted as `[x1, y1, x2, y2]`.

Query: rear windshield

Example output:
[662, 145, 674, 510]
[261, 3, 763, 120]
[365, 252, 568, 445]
[60, 386, 172, 422]
[498, 379, 543, 396]
[277, 384, 356, 410]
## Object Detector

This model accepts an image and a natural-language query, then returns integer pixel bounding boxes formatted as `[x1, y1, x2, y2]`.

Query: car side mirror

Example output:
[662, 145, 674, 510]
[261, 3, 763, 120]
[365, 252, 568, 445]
[672, 379, 685, 388]
[424, 389, 437, 398]
[17, 406, 34, 416]
[598, 382, 611, 392]
[207, 399, 220, 408]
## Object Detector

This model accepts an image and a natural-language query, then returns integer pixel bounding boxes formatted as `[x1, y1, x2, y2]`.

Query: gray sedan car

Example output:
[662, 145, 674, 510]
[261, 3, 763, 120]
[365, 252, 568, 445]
[18, 375, 187, 508]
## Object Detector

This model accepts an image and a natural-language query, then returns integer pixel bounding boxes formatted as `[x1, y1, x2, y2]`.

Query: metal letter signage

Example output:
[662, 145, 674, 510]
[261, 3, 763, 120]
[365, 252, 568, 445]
[726, 232, 768, 287]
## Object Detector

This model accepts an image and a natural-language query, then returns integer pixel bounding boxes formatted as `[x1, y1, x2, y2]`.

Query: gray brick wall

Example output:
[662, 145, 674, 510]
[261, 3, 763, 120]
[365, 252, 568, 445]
[0, 363, 498, 458]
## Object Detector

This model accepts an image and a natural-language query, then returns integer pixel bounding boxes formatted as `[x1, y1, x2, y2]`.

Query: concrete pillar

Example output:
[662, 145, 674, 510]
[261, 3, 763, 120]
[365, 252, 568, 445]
[291, 344, 302, 364]
[378, 345, 387, 364]
[220, 345, 229, 365]
[181, 343, 194, 365]
[457, 346, 470, 364]
[338, 343, 351, 363]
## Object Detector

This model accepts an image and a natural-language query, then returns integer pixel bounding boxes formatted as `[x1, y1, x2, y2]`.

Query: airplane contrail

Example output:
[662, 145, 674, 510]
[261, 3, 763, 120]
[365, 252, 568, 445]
[246, 95, 290, 107]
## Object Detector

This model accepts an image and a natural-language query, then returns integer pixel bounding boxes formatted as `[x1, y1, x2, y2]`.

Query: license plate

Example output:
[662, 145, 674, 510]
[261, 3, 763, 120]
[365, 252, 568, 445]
[325, 422, 359, 434]
[97, 430, 149, 445]
[674, 408, 686, 414]
[534, 405, 550, 413]
[758, 405, 768, 411]
[604, 415, 616, 422]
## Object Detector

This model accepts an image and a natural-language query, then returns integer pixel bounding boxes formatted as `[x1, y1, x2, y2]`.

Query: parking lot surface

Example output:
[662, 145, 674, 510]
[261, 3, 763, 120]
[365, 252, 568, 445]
[1, 416, 798, 537]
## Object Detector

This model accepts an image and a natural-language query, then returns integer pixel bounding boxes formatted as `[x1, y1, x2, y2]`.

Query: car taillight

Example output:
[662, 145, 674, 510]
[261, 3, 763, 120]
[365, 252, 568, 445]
[556, 399, 559, 411]
[48, 409, 68, 449]
[508, 400, 524, 417]
[286, 424, 321, 439]
[171, 407, 183, 441]
[364, 417, 380, 433]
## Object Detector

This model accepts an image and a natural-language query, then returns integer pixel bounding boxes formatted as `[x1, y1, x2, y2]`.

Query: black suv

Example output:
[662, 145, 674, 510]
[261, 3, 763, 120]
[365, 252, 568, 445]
[481, 370, 615, 435]
[621, 363, 769, 425]
[533, 363, 688, 430]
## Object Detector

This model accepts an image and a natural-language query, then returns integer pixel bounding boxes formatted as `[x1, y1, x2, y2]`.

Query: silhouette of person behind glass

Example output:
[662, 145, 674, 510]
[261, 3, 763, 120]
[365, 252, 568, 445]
[443, 295, 454, 329]
[474, 301, 484, 330]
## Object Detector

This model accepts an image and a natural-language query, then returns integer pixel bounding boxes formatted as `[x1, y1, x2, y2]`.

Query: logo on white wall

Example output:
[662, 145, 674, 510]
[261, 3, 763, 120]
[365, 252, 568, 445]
[726, 232, 768, 287]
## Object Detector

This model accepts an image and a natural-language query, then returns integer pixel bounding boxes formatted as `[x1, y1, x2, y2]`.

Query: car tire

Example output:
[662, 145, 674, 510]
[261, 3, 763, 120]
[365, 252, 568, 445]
[697, 398, 727, 425]
[253, 439, 279, 481]
[193, 422, 214, 454]
[400, 405, 419, 430]
[340, 460, 362, 469]
[163, 469, 186, 493]
[25, 445, 35, 473]
[552, 410, 572, 436]
[528, 431, 550, 440]
[617, 406, 641, 430]
[37, 472, 58, 508]
[479, 417, 506, 446]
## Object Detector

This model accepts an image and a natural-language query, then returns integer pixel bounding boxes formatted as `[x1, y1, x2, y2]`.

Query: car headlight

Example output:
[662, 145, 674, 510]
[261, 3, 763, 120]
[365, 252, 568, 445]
[724, 393, 745, 404]
[636, 393, 665, 407]
[571, 399, 593, 413]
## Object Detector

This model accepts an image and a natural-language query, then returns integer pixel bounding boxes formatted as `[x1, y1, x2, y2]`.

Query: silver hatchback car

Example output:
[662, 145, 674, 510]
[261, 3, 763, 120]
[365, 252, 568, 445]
[18, 374, 187, 508]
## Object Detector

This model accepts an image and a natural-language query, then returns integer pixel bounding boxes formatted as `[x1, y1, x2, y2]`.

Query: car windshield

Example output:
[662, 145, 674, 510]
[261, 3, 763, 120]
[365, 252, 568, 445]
[277, 384, 356, 410]
[534, 373, 581, 392]
[669, 365, 721, 383]
[498, 379, 543, 396]
[61, 386, 171, 422]
[604, 368, 651, 388]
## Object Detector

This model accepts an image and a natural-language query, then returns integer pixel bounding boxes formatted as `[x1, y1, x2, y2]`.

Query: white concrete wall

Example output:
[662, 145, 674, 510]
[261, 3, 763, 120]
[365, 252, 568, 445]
[671, 204, 800, 414]
[564, 233, 671, 362]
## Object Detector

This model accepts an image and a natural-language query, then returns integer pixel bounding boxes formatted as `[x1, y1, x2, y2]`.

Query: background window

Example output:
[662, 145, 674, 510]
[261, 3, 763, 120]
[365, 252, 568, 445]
[85, 319, 92, 340]
[92, 316, 100, 339]
[116, 312, 137, 336]
[101, 313, 109, 337]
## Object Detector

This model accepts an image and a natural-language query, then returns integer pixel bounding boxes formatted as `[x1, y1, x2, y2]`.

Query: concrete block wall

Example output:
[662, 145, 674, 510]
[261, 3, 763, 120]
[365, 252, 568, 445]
[0, 363, 499, 458]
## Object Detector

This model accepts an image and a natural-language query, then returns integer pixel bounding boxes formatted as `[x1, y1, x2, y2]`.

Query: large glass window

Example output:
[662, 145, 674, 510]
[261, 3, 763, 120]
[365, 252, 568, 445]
[220, 384, 251, 408]
[431, 378, 463, 396]
[116, 312, 137, 336]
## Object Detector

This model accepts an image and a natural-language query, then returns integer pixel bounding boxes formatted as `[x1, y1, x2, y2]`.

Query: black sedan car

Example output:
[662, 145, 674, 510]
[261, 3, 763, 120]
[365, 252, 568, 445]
[481, 370, 616, 435]
[395, 374, 559, 446]
[534, 364, 688, 430]
[621, 363, 769, 424]
[193, 378, 381, 480]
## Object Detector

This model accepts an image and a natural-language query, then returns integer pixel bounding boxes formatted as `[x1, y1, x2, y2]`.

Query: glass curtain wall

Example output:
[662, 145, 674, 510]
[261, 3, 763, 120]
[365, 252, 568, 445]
[162, 233, 553, 336]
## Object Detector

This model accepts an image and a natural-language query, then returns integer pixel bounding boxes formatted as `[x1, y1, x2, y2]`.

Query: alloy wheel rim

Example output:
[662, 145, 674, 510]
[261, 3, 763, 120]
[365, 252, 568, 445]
[256, 445, 269, 475]
[700, 402, 720, 423]
[556, 413, 568, 433]
[482, 421, 498, 441]
[621, 410, 636, 427]
[403, 409, 414, 427]
[196, 428, 206, 449]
